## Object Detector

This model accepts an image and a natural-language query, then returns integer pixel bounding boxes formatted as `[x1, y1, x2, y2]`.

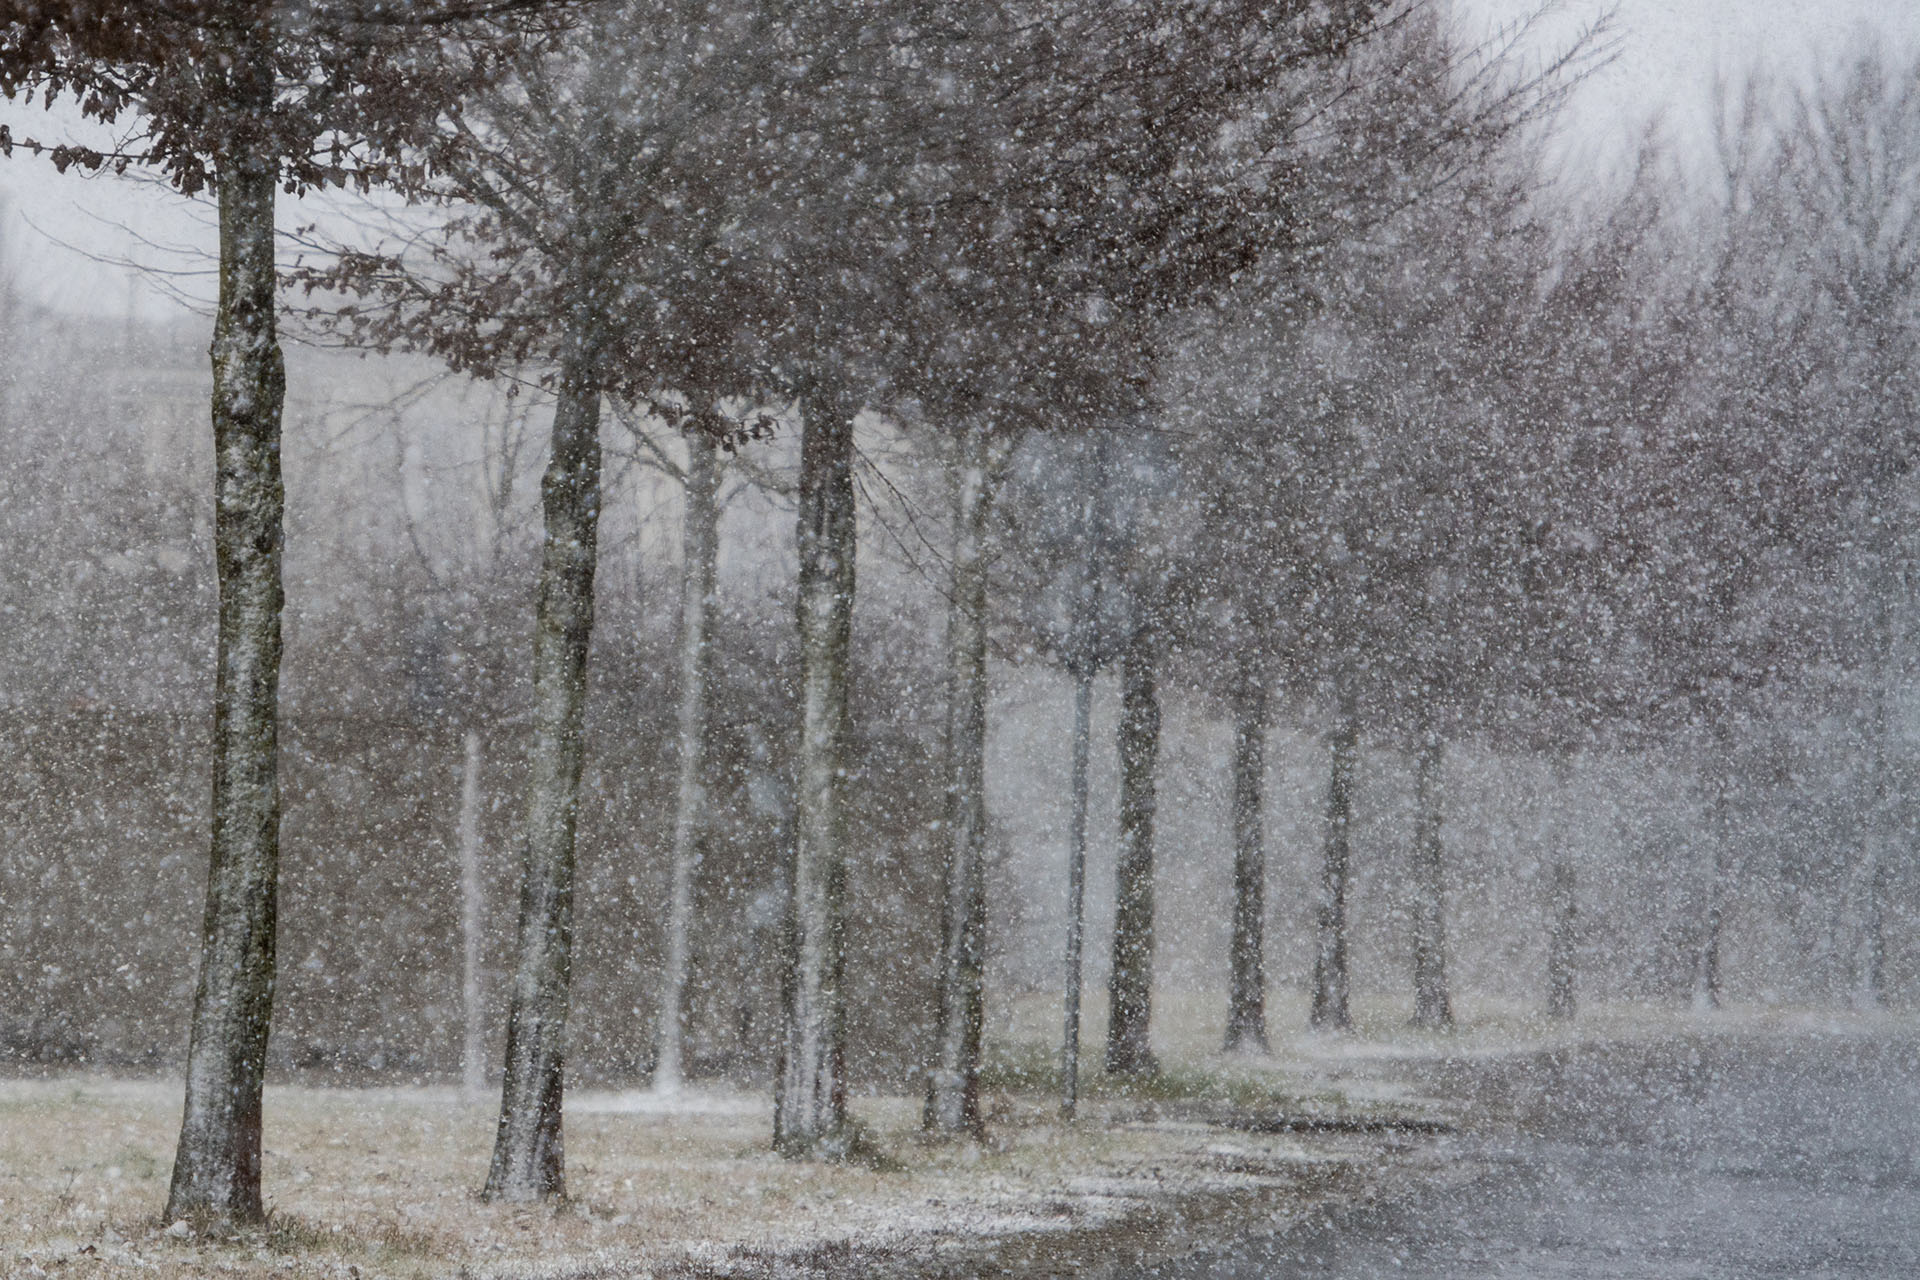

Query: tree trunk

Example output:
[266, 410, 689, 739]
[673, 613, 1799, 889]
[1061, 437, 1106, 1117]
[1546, 859, 1578, 1020]
[459, 726, 486, 1101]
[1408, 711, 1452, 1030]
[1310, 694, 1358, 1032]
[1850, 587, 1900, 1012]
[927, 418, 994, 1135]
[1691, 777, 1731, 1012]
[1106, 612, 1160, 1076]
[1223, 651, 1270, 1054]
[1851, 729, 1890, 1011]
[774, 386, 857, 1158]
[166, 130, 287, 1229]
[1545, 756, 1578, 1020]
[1060, 660, 1094, 1116]
[655, 430, 720, 1094]
[483, 335, 603, 1203]
[1855, 848, 1887, 1010]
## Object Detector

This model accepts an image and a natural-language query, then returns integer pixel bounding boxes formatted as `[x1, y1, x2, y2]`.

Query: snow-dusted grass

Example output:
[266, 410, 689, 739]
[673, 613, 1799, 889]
[10, 991, 1905, 1278]
[0, 1059, 1427, 1279]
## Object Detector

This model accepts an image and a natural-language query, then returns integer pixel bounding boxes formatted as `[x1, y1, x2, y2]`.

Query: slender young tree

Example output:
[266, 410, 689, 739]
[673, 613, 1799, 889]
[458, 724, 488, 1098]
[609, 396, 766, 1093]
[1546, 859, 1579, 1020]
[1408, 700, 1452, 1028]
[924, 416, 998, 1135]
[1162, 6, 1613, 1044]
[1056, 435, 1118, 1114]
[1311, 689, 1360, 1032]
[1224, 643, 1273, 1052]
[1536, 755, 1581, 1021]
[485, 302, 607, 1200]
[758, 4, 944, 1159]
[382, 385, 535, 1100]
[1690, 745, 1738, 1011]
[990, 431, 1120, 1114]
[1106, 606, 1163, 1075]
[654, 426, 721, 1094]
[1848, 578, 1905, 1011]
[303, 0, 814, 1188]
[1060, 613, 1099, 1111]
[461, 18, 654, 1199]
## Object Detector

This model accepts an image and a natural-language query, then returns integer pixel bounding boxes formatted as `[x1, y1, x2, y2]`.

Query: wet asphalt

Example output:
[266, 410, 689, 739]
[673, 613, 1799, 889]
[1140, 1031, 1920, 1279]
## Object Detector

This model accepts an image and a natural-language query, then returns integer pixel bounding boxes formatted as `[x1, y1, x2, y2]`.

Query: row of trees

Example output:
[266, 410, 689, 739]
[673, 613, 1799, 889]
[5, 0, 1915, 1235]
[990, 45, 1920, 1064]
[1132, 51, 1920, 1040]
[3, 0, 1439, 1220]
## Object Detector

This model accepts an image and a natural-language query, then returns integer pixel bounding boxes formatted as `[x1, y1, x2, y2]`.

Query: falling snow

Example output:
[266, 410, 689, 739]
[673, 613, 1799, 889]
[2, 1, 1919, 1277]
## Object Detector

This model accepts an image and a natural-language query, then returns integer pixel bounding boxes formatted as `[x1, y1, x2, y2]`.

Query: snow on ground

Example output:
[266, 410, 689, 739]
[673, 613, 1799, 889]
[5, 997, 1913, 1279]
[0, 1052, 1430, 1276]
[569, 1087, 771, 1117]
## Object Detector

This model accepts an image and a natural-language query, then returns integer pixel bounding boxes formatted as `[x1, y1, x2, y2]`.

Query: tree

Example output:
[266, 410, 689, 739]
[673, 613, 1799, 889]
[776, 377, 859, 1155]
[315, 0, 895, 1148]
[1773, 52, 1920, 1008]
[378, 382, 540, 1098]
[1165, 5, 1604, 1038]
[768, 0, 1412, 1132]
[758, 10, 923, 1159]
[1225, 637, 1275, 1049]
[923, 416, 1001, 1134]
[1042, 0, 1426, 1072]
[655, 424, 721, 1093]
[1617, 59, 1920, 1007]
[898, 0, 1171, 1128]
[608, 397, 778, 1095]
[992, 430, 1129, 1111]
[0, 0, 573, 1225]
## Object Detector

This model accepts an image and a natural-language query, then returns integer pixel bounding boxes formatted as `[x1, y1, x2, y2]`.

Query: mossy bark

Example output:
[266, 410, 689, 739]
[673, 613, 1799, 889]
[484, 335, 603, 1203]
[165, 129, 287, 1229]
[655, 430, 720, 1094]
[1310, 695, 1358, 1033]
[1105, 613, 1160, 1077]
[926, 418, 994, 1136]
[1408, 716, 1453, 1030]
[775, 388, 856, 1158]
[1223, 655, 1270, 1054]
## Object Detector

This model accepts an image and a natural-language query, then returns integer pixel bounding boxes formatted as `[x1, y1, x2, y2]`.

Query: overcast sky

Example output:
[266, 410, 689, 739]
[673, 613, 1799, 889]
[0, 0, 1914, 322]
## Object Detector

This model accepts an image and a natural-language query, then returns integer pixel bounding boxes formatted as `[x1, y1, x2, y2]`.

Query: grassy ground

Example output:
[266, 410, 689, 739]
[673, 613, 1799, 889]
[5, 991, 1905, 1279]
[0, 1079, 1427, 1280]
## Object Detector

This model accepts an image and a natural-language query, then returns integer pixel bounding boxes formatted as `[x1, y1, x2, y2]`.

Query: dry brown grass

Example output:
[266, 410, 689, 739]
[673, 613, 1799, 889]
[0, 1037, 1435, 1279]
[23, 989, 1864, 1278]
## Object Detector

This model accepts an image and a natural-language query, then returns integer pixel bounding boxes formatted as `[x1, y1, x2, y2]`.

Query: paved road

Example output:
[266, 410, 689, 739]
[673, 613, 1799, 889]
[1142, 1033, 1920, 1279]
